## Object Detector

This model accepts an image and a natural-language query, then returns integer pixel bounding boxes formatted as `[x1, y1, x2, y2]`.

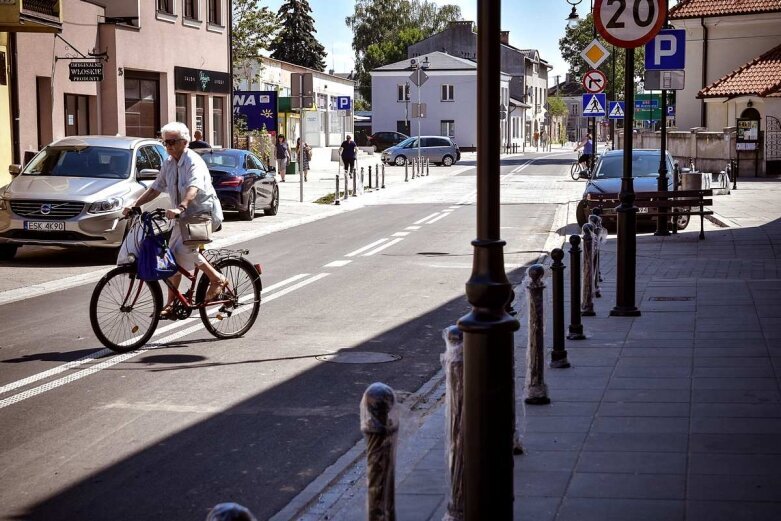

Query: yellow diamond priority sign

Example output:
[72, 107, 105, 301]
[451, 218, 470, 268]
[580, 39, 610, 69]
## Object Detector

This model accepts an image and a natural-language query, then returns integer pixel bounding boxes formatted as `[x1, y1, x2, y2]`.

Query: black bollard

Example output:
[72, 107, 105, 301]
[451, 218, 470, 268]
[524, 265, 550, 405]
[335, 174, 340, 205]
[381, 163, 386, 188]
[353, 166, 357, 196]
[361, 382, 398, 521]
[549, 248, 570, 369]
[581, 223, 596, 317]
[205, 503, 257, 521]
[426, 158, 430, 176]
[404, 159, 409, 182]
[567, 235, 586, 340]
[368, 165, 373, 189]
[376, 163, 380, 187]
[442, 325, 464, 521]
[588, 212, 605, 297]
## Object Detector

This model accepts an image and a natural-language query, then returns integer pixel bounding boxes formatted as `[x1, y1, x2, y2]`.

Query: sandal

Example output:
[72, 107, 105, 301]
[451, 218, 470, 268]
[205, 276, 229, 301]
[159, 303, 176, 320]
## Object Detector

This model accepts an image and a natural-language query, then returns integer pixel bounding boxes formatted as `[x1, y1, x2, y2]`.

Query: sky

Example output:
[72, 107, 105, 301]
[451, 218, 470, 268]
[262, 0, 583, 85]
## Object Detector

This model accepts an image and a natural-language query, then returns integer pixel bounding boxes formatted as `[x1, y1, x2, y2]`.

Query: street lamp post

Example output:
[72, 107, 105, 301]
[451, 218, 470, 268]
[566, 0, 598, 171]
[458, 0, 518, 518]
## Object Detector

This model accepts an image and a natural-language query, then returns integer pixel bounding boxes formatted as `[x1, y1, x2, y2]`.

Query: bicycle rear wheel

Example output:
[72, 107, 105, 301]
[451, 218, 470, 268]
[570, 161, 582, 181]
[90, 265, 163, 353]
[197, 257, 261, 339]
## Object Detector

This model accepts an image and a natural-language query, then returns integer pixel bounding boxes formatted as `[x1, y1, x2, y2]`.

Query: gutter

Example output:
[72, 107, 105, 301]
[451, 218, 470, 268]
[9, 32, 20, 165]
[228, 0, 234, 147]
[700, 17, 708, 128]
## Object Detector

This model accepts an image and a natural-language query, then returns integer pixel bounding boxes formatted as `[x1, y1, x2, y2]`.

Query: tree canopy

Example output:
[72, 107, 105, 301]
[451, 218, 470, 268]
[270, 0, 327, 71]
[558, 13, 645, 99]
[232, 0, 277, 88]
[346, 0, 463, 103]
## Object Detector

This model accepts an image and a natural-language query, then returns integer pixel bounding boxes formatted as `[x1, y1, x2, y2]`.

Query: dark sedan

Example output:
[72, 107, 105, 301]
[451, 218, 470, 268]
[367, 131, 408, 152]
[194, 148, 279, 221]
[576, 149, 689, 230]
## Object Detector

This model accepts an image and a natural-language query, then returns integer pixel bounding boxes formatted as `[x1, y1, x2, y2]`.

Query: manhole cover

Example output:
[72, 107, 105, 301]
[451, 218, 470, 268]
[649, 297, 694, 301]
[316, 352, 401, 364]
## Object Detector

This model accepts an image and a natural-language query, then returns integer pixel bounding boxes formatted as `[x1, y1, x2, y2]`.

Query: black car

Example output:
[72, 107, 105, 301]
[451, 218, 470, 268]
[195, 148, 279, 221]
[367, 131, 408, 152]
[576, 149, 689, 230]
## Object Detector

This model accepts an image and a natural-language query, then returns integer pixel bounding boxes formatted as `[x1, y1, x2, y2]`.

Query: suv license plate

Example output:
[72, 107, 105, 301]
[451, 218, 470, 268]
[24, 221, 65, 231]
[638, 207, 649, 213]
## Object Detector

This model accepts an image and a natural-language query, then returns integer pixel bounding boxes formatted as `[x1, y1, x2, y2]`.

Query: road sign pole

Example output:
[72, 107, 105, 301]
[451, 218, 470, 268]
[655, 88, 670, 236]
[611, 48, 640, 317]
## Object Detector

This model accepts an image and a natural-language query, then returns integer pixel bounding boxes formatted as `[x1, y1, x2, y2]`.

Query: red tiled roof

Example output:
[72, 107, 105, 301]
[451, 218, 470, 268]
[670, 0, 781, 19]
[698, 44, 781, 98]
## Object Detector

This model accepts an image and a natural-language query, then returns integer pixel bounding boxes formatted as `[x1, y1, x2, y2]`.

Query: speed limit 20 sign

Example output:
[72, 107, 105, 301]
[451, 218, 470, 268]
[595, 0, 667, 48]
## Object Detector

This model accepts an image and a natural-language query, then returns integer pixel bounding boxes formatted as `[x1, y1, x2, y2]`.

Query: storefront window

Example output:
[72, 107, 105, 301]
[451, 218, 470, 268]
[175, 94, 187, 124]
[212, 97, 224, 147]
[195, 95, 206, 137]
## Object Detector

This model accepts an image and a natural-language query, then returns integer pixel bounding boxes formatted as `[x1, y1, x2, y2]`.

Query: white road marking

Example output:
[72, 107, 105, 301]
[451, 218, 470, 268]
[323, 260, 352, 268]
[263, 274, 311, 293]
[448, 206, 461, 209]
[392, 232, 410, 237]
[414, 213, 440, 225]
[263, 273, 330, 302]
[405, 226, 421, 230]
[345, 239, 388, 257]
[425, 213, 450, 225]
[362, 238, 404, 256]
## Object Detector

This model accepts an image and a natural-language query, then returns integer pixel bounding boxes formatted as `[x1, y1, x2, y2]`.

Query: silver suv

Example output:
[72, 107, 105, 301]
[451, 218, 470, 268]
[0, 136, 170, 260]
[381, 136, 461, 167]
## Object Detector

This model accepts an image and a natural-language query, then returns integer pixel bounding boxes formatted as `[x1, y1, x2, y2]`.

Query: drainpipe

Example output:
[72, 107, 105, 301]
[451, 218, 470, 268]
[9, 32, 20, 164]
[700, 17, 708, 128]
[228, 0, 234, 147]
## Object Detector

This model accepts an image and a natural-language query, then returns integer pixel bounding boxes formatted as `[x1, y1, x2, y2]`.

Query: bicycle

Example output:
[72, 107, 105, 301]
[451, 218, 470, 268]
[89, 209, 262, 353]
[570, 157, 589, 180]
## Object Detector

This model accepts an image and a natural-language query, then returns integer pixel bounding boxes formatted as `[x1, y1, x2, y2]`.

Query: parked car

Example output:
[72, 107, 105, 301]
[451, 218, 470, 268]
[381, 136, 461, 167]
[576, 149, 689, 230]
[367, 131, 408, 152]
[0, 135, 171, 260]
[194, 148, 278, 221]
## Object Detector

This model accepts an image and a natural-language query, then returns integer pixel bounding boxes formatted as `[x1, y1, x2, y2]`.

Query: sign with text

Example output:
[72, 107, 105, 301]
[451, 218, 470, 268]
[737, 118, 760, 143]
[232, 90, 278, 133]
[645, 29, 686, 70]
[174, 66, 230, 93]
[595, 0, 666, 48]
[69, 62, 103, 82]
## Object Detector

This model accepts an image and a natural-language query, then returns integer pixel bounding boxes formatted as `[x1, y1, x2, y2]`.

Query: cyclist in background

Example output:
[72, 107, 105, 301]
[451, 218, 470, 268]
[575, 132, 593, 172]
[123, 121, 226, 319]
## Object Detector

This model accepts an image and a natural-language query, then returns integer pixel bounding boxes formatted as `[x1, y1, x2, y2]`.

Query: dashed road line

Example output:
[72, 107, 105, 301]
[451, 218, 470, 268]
[323, 260, 352, 268]
[425, 213, 450, 225]
[362, 238, 404, 257]
[414, 212, 440, 225]
[345, 239, 388, 257]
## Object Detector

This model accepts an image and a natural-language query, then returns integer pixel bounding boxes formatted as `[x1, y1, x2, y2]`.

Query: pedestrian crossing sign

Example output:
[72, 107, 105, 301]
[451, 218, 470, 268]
[582, 93, 607, 117]
[608, 101, 625, 119]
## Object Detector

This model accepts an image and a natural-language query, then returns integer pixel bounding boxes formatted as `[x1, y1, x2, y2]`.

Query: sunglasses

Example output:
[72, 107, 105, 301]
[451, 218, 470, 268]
[162, 138, 183, 146]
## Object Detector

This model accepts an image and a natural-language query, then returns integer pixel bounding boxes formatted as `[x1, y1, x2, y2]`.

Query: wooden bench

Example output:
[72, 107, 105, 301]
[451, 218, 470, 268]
[585, 189, 714, 240]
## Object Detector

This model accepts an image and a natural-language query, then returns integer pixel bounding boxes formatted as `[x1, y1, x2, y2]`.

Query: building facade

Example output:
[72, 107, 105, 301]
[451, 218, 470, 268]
[370, 51, 511, 150]
[2, 0, 230, 187]
[235, 57, 355, 148]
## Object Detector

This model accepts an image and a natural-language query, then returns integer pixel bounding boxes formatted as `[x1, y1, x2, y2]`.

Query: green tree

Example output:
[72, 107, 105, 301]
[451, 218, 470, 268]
[346, 0, 462, 102]
[558, 13, 645, 99]
[547, 96, 568, 118]
[232, 0, 277, 88]
[270, 0, 327, 71]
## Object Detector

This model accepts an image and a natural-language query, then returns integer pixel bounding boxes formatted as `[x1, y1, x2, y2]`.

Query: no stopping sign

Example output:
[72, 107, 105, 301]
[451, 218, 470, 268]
[595, 0, 666, 48]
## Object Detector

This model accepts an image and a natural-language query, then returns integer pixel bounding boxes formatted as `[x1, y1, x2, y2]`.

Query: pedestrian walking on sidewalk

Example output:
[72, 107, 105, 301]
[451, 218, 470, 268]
[339, 135, 357, 177]
[275, 134, 291, 182]
[296, 137, 311, 182]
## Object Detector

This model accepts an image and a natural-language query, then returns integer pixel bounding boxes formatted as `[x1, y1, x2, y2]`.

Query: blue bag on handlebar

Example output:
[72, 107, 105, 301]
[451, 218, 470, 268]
[136, 214, 178, 281]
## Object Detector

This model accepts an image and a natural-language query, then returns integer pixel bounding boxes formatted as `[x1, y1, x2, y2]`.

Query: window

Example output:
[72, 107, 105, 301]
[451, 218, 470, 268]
[397, 84, 410, 102]
[175, 93, 187, 124]
[441, 84, 454, 102]
[64, 94, 89, 136]
[157, 0, 174, 15]
[212, 96, 224, 147]
[135, 148, 152, 173]
[195, 94, 206, 137]
[183, 0, 197, 19]
[441, 120, 455, 137]
[208, 0, 221, 25]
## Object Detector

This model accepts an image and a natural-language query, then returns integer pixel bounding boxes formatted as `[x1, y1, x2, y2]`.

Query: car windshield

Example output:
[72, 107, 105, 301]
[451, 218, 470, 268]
[22, 146, 132, 179]
[199, 151, 240, 169]
[594, 153, 664, 179]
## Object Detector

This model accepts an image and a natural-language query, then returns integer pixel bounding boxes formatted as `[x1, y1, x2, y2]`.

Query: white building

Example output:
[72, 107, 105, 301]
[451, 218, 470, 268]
[370, 51, 511, 150]
[235, 57, 355, 147]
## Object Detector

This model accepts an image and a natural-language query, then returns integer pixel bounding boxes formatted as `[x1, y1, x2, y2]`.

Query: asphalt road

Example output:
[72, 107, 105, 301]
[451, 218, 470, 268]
[0, 152, 581, 520]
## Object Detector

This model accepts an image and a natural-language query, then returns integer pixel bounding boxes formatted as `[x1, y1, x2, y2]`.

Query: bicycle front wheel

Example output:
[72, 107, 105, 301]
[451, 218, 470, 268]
[197, 258, 261, 339]
[90, 265, 163, 353]
[570, 161, 581, 181]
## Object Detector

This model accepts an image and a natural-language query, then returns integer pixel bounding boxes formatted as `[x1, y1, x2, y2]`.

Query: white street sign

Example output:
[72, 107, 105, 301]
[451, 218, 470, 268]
[595, 0, 667, 48]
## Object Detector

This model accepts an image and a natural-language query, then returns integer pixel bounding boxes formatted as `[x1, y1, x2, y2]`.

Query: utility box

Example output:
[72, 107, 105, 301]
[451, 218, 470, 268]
[286, 160, 297, 177]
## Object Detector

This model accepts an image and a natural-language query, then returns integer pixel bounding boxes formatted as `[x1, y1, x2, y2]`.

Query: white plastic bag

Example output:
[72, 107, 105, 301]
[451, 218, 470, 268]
[116, 218, 144, 265]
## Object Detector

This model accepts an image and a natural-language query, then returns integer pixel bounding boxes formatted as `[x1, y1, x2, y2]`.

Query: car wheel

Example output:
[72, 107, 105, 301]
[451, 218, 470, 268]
[576, 200, 589, 226]
[394, 155, 407, 167]
[239, 190, 256, 221]
[674, 210, 690, 230]
[264, 187, 279, 216]
[0, 244, 18, 260]
[442, 155, 454, 167]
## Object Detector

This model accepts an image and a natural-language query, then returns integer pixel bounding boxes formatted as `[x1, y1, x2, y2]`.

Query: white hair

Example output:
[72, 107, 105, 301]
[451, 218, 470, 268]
[160, 121, 191, 142]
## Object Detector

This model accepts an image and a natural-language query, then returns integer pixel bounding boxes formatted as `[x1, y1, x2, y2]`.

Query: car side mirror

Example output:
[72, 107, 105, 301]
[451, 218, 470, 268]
[9, 164, 22, 178]
[137, 168, 159, 180]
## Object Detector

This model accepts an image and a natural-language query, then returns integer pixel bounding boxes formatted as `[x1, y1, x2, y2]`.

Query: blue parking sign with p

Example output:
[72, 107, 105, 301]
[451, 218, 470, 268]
[645, 29, 686, 70]
[336, 96, 352, 110]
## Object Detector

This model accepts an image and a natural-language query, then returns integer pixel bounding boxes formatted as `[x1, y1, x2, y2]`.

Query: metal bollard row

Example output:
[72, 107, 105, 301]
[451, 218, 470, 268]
[368, 165, 373, 189]
[361, 382, 398, 521]
[381, 163, 386, 188]
[567, 235, 586, 340]
[588, 212, 605, 298]
[549, 248, 570, 368]
[581, 223, 596, 316]
[335, 174, 341, 206]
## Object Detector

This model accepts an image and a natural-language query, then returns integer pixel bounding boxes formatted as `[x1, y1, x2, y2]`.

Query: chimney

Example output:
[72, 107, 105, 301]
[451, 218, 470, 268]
[500, 31, 510, 45]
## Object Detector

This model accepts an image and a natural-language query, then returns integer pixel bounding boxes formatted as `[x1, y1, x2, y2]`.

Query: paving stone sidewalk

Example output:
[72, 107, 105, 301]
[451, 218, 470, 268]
[288, 177, 781, 521]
